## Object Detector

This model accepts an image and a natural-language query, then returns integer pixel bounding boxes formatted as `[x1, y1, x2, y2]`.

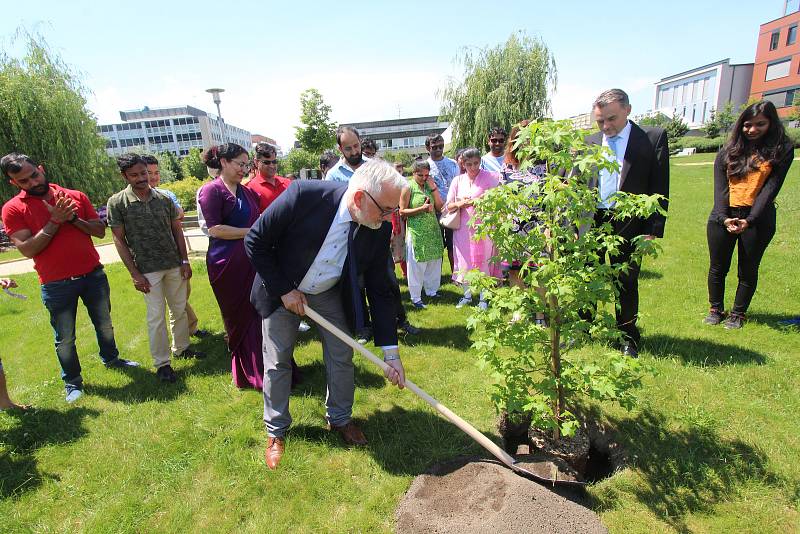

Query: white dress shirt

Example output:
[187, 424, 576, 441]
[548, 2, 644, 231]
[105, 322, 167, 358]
[598, 120, 632, 209]
[298, 195, 353, 294]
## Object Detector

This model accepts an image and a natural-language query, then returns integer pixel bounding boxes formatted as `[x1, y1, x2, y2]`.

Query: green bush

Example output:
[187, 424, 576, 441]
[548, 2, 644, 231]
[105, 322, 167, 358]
[672, 136, 726, 153]
[160, 177, 208, 211]
[785, 127, 800, 147]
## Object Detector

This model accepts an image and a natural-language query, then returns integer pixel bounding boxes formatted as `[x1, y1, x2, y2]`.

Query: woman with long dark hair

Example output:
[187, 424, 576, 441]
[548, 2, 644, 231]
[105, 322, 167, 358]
[704, 101, 794, 329]
[197, 143, 264, 388]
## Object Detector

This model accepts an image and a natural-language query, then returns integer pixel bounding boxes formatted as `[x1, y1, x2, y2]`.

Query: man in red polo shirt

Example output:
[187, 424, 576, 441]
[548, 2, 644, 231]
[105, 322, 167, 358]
[246, 142, 291, 213]
[1, 153, 137, 403]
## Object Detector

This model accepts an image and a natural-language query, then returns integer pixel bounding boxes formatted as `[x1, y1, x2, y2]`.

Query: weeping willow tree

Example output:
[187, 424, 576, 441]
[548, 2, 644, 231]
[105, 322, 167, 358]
[0, 33, 117, 204]
[440, 32, 557, 150]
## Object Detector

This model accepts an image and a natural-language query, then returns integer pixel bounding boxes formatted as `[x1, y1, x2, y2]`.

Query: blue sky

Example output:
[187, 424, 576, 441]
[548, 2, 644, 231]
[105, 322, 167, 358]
[1, 0, 774, 151]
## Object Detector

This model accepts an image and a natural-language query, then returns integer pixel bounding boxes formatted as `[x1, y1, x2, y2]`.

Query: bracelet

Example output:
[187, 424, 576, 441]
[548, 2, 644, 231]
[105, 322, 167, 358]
[181, 260, 190, 265]
[383, 354, 400, 362]
[41, 230, 54, 238]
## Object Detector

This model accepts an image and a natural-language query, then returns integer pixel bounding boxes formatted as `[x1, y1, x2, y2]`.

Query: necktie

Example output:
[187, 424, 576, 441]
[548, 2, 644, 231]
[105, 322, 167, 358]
[599, 135, 622, 207]
[346, 221, 364, 332]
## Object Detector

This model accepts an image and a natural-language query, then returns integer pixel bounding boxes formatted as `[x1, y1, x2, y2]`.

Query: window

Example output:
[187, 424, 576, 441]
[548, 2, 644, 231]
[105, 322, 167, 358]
[788, 25, 798, 45]
[770, 31, 780, 50]
[691, 105, 696, 122]
[765, 59, 792, 81]
[702, 76, 710, 99]
[785, 89, 796, 106]
[702, 101, 708, 123]
[659, 87, 673, 108]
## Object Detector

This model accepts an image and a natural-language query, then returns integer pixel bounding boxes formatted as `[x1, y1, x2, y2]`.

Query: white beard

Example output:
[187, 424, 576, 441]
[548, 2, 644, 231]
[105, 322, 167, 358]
[354, 205, 383, 230]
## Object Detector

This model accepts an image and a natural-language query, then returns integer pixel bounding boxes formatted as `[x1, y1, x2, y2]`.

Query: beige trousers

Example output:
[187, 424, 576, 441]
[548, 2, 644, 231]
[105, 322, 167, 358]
[143, 267, 190, 368]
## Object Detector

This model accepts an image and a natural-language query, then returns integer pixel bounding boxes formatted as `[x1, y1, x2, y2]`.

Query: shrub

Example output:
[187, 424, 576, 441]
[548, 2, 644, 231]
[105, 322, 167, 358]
[159, 177, 207, 211]
[672, 136, 726, 153]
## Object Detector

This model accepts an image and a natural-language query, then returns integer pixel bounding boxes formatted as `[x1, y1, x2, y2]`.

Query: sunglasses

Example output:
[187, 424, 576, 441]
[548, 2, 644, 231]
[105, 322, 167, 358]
[361, 190, 399, 217]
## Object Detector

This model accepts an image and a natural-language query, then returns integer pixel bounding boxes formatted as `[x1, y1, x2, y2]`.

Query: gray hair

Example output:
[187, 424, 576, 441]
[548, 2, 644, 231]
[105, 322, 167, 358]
[348, 159, 406, 195]
[593, 88, 630, 108]
[461, 147, 482, 161]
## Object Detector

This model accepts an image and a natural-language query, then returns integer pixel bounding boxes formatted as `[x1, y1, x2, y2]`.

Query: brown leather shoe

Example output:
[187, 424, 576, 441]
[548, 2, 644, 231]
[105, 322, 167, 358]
[265, 437, 285, 470]
[328, 420, 368, 446]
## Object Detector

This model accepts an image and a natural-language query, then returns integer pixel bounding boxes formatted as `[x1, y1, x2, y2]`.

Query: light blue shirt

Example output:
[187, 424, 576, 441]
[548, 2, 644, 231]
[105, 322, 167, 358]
[480, 153, 504, 173]
[156, 187, 182, 210]
[298, 195, 353, 294]
[324, 156, 369, 182]
[427, 157, 459, 201]
[598, 121, 631, 209]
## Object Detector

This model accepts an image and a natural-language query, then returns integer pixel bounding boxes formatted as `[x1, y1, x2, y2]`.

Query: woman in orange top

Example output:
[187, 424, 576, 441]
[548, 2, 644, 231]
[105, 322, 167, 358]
[705, 101, 794, 329]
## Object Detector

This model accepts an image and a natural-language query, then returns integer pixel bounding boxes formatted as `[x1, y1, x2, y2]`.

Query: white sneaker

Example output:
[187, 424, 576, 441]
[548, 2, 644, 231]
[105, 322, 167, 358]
[298, 321, 311, 332]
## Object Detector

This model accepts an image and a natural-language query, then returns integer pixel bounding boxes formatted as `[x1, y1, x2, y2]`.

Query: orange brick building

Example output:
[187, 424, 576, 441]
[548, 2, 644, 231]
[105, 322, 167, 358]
[750, 8, 800, 117]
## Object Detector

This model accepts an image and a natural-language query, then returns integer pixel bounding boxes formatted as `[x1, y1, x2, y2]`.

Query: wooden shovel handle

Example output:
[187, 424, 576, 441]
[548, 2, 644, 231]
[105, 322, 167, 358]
[303, 305, 516, 468]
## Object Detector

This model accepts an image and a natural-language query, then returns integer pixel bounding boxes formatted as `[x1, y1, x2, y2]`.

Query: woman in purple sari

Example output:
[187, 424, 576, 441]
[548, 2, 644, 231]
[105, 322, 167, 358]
[197, 143, 264, 389]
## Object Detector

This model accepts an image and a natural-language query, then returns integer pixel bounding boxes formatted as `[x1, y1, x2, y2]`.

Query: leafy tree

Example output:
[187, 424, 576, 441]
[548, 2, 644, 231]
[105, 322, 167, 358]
[180, 147, 207, 179]
[295, 89, 337, 153]
[466, 120, 663, 442]
[665, 112, 689, 141]
[159, 150, 183, 182]
[0, 33, 118, 204]
[279, 147, 319, 177]
[441, 31, 556, 150]
[715, 101, 736, 136]
[703, 109, 721, 138]
[638, 112, 671, 130]
[381, 150, 415, 168]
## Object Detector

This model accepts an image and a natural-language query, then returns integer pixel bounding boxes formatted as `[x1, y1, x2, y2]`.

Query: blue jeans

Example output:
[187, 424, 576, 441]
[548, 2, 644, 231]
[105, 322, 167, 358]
[40, 267, 119, 387]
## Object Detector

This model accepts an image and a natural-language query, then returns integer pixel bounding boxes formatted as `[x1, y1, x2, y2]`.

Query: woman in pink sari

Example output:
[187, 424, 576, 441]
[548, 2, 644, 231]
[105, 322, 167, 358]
[445, 147, 500, 309]
[197, 143, 264, 389]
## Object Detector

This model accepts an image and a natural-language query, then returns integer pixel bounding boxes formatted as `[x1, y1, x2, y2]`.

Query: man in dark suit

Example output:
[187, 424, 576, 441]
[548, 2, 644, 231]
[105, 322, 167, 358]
[245, 159, 407, 469]
[585, 88, 669, 357]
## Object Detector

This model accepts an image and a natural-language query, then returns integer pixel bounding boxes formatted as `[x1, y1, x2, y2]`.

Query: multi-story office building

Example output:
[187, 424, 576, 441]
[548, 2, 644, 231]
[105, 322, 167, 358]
[97, 105, 252, 157]
[654, 59, 754, 128]
[749, 4, 800, 117]
[341, 115, 450, 156]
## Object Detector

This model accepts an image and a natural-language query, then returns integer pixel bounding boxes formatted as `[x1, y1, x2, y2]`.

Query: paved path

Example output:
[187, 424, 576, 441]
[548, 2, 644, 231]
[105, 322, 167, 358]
[0, 232, 209, 276]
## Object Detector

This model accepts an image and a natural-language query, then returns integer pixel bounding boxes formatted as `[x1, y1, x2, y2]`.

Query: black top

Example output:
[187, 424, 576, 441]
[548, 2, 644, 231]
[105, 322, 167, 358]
[709, 141, 794, 226]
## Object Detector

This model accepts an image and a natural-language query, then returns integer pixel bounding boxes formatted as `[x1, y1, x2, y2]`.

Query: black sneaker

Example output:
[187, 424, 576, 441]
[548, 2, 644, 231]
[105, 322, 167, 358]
[156, 365, 177, 383]
[398, 320, 421, 335]
[105, 358, 141, 369]
[175, 348, 206, 359]
[703, 308, 725, 326]
[723, 312, 745, 330]
[191, 329, 212, 338]
[356, 327, 373, 345]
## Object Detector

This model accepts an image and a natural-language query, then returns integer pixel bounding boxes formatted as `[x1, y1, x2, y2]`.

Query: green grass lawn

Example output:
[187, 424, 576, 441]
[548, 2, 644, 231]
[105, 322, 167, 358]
[1, 152, 799, 533]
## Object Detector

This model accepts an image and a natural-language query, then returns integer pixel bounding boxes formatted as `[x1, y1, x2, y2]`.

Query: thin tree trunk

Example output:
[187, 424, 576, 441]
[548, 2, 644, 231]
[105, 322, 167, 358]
[549, 294, 563, 443]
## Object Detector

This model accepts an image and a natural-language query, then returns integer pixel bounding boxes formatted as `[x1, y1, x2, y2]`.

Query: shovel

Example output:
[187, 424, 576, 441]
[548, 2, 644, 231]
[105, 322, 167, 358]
[303, 305, 586, 489]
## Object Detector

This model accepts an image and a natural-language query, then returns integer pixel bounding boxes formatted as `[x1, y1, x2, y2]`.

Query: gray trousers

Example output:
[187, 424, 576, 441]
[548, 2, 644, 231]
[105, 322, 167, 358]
[262, 286, 354, 437]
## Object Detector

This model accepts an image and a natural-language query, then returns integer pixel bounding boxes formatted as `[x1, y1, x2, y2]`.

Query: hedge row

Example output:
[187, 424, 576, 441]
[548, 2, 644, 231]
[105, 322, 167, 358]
[672, 127, 800, 153]
[159, 177, 208, 212]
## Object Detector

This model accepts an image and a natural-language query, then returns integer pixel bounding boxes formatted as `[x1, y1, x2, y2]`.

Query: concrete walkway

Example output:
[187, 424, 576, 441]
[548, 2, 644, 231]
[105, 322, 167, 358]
[0, 232, 209, 276]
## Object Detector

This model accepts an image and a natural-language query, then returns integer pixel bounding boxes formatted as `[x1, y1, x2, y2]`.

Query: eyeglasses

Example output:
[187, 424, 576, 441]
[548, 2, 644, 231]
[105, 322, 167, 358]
[232, 160, 253, 171]
[361, 189, 398, 217]
[257, 159, 278, 166]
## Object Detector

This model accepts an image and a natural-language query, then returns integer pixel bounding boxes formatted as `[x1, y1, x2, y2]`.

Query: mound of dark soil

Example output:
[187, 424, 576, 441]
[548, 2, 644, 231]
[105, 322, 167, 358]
[395, 458, 607, 533]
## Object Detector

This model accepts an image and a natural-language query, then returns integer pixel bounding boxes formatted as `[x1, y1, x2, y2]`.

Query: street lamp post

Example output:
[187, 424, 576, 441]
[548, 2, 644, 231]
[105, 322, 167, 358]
[206, 88, 225, 143]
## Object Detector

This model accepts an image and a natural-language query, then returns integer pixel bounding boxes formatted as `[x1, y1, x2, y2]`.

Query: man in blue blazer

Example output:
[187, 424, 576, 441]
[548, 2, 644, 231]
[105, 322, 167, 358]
[585, 88, 670, 357]
[245, 159, 408, 469]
